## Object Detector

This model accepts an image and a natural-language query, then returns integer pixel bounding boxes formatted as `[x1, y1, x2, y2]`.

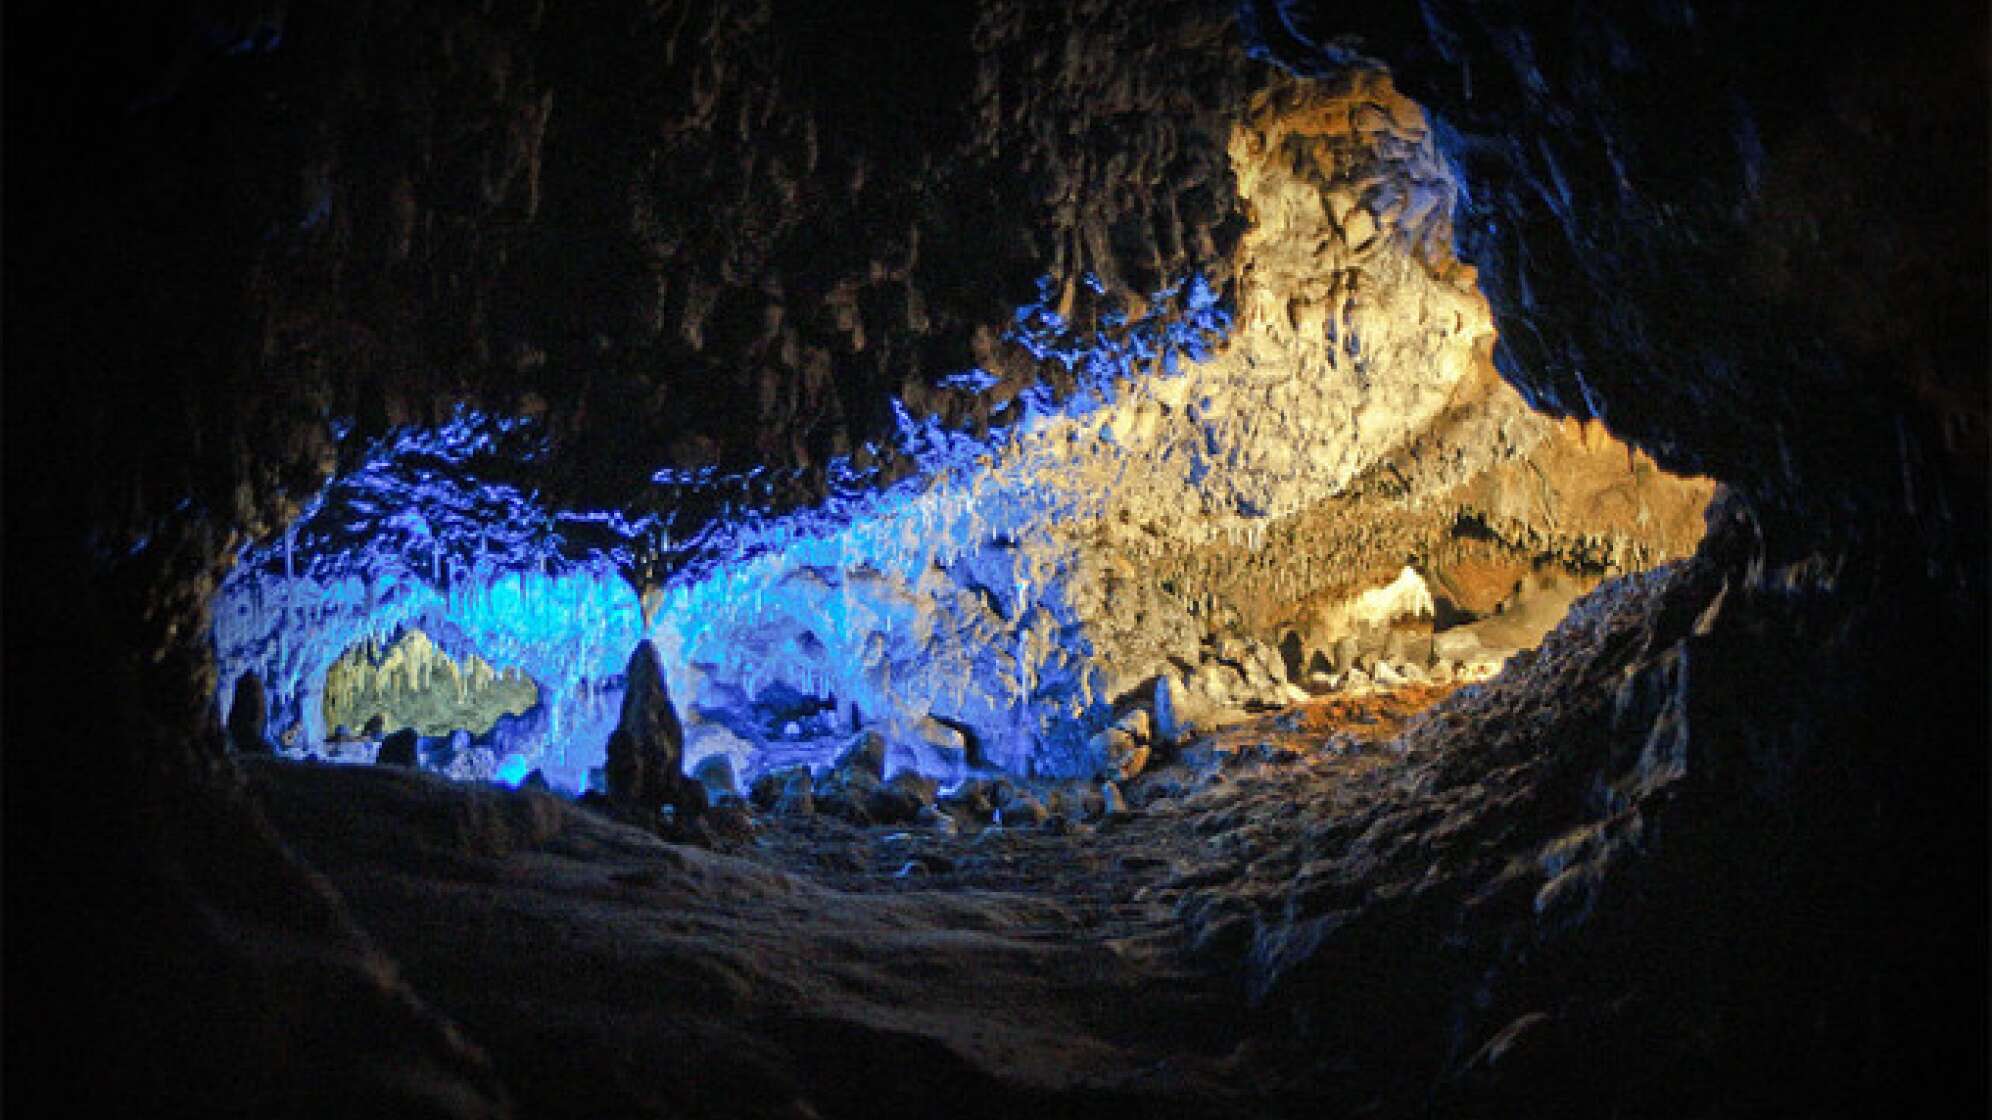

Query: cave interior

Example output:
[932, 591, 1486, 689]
[5, 1, 1987, 1117]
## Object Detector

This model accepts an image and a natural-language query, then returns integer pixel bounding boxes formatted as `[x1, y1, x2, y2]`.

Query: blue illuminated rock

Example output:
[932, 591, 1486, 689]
[884, 716, 970, 784]
[691, 754, 740, 801]
[445, 747, 499, 783]
[1100, 781, 1127, 816]
[829, 730, 887, 784]
[1151, 673, 1195, 745]
[683, 724, 757, 787]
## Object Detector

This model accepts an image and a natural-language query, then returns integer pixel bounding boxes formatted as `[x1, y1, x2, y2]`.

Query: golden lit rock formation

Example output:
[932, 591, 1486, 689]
[322, 629, 538, 739]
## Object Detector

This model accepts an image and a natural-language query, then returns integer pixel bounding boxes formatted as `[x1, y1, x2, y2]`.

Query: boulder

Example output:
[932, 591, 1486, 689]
[941, 779, 1003, 826]
[691, 754, 740, 801]
[683, 724, 756, 787]
[376, 728, 419, 768]
[750, 765, 809, 811]
[775, 768, 816, 816]
[1054, 781, 1105, 820]
[1094, 728, 1151, 782]
[1100, 781, 1127, 816]
[830, 729, 887, 784]
[815, 787, 872, 826]
[444, 746, 498, 782]
[225, 673, 271, 755]
[604, 640, 688, 814]
[865, 786, 926, 826]
[998, 795, 1049, 829]
[693, 801, 757, 846]
[1153, 672, 1204, 744]
[1113, 707, 1153, 742]
[885, 770, 939, 808]
[884, 717, 969, 783]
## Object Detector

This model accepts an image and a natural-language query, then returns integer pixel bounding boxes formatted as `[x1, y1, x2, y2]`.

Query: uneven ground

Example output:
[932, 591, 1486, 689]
[248, 672, 1461, 1119]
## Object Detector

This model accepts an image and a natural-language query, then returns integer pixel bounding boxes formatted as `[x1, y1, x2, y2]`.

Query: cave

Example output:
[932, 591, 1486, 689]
[6, 2, 1985, 1117]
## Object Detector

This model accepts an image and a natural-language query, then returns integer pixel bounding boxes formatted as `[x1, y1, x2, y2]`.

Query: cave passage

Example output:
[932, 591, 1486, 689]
[19, 1, 1983, 1116]
[211, 68, 1709, 797]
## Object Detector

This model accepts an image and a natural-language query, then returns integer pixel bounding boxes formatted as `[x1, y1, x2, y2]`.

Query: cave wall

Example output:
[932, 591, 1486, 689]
[1204, 0, 1990, 1108]
[1243, 0, 1988, 556]
[6, 0, 1985, 1113]
[202, 55, 1708, 785]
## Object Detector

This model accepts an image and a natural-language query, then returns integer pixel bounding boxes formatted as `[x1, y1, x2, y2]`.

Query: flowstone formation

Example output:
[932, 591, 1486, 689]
[322, 630, 537, 741]
[212, 67, 1707, 788]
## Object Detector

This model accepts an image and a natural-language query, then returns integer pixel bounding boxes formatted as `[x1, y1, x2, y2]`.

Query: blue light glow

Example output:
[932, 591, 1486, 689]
[213, 275, 1232, 787]
[496, 753, 532, 787]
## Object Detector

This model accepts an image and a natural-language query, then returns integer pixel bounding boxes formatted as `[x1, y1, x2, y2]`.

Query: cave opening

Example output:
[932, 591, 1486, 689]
[18, 1, 1981, 1116]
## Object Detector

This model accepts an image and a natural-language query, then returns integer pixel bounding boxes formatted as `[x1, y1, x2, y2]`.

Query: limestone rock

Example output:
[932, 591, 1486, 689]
[444, 746, 497, 783]
[1093, 728, 1152, 782]
[1113, 708, 1153, 742]
[885, 716, 970, 784]
[683, 723, 756, 785]
[691, 755, 740, 801]
[1100, 781, 1127, 816]
[1152, 673, 1205, 744]
[831, 730, 888, 785]
[604, 640, 688, 814]
[998, 795, 1049, 829]
[768, 768, 815, 817]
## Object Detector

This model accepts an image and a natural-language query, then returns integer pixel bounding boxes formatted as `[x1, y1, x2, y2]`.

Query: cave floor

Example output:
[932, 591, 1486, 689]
[246, 688, 1447, 1119]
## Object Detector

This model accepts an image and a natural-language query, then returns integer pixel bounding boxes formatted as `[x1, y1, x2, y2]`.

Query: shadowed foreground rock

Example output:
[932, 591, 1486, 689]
[226, 671, 270, 755]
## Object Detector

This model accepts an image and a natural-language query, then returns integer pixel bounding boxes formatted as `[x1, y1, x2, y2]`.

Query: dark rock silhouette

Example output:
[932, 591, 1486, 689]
[225, 673, 270, 755]
[605, 640, 688, 816]
[376, 728, 419, 768]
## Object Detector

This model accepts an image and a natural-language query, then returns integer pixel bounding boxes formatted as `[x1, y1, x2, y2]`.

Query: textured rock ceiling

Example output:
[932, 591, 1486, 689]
[205, 62, 1710, 785]
[4, 1, 1983, 1116]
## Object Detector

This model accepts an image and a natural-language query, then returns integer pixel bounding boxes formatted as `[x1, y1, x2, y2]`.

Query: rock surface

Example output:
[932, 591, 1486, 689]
[376, 728, 420, 768]
[225, 672, 270, 755]
[7, 0, 1983, 1116]
[604, 641, 688, 814]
